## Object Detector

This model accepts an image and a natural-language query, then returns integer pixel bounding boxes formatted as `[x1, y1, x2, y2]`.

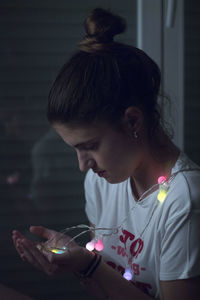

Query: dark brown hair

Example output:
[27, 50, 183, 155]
[47, 8, 161, 135]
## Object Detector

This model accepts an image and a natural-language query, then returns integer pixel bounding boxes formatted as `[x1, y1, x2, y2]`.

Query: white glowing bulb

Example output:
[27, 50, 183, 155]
[86, 240, 95, 251]
[123, 268, 133, 281]
[94, 239, 104, 251]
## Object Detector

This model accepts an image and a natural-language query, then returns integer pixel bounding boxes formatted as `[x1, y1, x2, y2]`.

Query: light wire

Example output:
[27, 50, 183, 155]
[44, 167, 200, 252]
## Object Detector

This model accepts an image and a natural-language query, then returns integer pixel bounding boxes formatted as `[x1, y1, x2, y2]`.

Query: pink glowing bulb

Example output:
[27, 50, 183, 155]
[86, 240, 95, 251]
[94, 239, 104, 251]
[158, 176, 167, 184]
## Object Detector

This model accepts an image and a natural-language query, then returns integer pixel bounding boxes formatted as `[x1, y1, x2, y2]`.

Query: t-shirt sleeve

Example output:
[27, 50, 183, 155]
[160, 176, 200, 280]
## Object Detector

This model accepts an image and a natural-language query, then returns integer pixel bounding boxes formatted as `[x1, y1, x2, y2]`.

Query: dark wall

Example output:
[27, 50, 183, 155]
[0, 1, 136, 299]
[184, 1, 200, 164]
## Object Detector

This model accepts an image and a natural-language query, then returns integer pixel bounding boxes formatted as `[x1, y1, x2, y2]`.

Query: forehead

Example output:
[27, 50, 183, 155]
[53, 122, 110, 146]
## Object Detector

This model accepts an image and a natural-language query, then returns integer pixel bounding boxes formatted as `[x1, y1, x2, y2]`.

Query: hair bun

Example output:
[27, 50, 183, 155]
[80, 8, 126, 52]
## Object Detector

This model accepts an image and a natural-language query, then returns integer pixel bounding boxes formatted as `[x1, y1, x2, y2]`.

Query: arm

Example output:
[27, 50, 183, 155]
[13, 226, 154, 300]
[49, 218, 200, 300]
[78, 223, 109, 300]
[160, 277, 200, 300]
[55, 222, 154, 300]
[89, 259, 154, 300]
[50, 245, 200, 300]
[78, 223, 153, 300]
[13, 225, 200, 300]
[0, 284, 35, 300]
[89, 262, 200, 300]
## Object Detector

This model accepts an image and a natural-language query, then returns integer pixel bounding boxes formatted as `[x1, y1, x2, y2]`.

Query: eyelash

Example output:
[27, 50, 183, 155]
[84, 143, 99, 151]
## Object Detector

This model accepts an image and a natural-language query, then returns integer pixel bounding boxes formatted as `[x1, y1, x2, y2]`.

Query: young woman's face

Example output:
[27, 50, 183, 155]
[54, 122, 143, 184]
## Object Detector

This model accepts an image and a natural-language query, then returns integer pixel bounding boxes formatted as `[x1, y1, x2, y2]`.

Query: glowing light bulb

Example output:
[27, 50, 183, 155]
[158, 176, 167, 184]
[86, 240, 95, 251]
[123, 268, 133, 281]
[94, 239, 104, 251]
[36, 244, 66, 254]
[157, 176, 169, 203]
[157, 189, 167, 203]
[50, 248, 66, 254]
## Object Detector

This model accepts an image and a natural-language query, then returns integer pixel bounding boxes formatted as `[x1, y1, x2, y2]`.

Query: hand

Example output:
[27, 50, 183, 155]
[12, 226, 92, 276]
[12, 227, 64, 275]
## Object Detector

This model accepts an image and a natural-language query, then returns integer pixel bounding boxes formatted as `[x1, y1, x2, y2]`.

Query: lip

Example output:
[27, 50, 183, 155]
[97, 171, 105, 177]
[93, 169, 106, 177]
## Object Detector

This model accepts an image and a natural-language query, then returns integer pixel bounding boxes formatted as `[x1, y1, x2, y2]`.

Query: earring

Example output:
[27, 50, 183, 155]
[134, 131, 138, 139]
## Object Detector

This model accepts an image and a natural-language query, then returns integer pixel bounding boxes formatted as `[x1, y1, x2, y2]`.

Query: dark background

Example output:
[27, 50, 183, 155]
[0, 0, 199, 299]
[0, 1, 136, 299]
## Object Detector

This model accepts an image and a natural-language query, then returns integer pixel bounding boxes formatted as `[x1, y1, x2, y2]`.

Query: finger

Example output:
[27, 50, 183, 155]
[16, 239, 24, 254]
[13, 235, 33, 248]
[12, 230, 25, 243]
[14, 237, 31, 262]
[29, 226, 57, 240]
[21, 239, 58, 275]
[12, 229, 23, 236]
[12, 235, 22, 248]
[20, 241, 43, 271]
[16, 243, 27, 262]
[12, 234, 18, 247]
[12, 231, 27, 252]
[14, 239, 26, 260]
[12, 234, 25, 257]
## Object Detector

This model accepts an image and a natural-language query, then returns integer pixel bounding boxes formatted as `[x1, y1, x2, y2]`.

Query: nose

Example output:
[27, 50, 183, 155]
[76, 150, 94, 172]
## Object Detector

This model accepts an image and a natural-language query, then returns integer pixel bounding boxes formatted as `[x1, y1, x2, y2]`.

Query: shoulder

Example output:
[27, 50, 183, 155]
[161, 153, 200, 219]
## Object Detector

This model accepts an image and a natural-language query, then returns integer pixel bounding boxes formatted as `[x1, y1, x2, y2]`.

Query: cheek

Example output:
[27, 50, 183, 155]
[99, 141, 136, 176]
[94, 131, 140, 176]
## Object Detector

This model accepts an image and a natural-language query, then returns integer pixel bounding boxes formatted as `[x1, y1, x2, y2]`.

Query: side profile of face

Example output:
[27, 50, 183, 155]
[54, 119, 144, 184]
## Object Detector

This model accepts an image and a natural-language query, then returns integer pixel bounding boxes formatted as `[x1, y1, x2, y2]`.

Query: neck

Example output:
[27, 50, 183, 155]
[131, 130, 180, 201]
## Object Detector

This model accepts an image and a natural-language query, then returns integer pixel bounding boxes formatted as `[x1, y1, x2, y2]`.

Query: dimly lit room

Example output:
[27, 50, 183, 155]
[0, 1, 200, 299]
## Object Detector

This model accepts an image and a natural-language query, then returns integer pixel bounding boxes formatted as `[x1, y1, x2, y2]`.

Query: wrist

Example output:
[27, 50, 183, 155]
[76, 247, 94, 272]
[76, 248, 102, 278]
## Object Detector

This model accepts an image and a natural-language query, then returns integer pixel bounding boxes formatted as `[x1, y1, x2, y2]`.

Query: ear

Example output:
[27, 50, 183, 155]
[122, 106, 144, 135]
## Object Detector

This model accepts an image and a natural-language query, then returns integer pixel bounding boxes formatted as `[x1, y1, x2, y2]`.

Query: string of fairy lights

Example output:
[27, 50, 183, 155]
[38, 167, 200, 281]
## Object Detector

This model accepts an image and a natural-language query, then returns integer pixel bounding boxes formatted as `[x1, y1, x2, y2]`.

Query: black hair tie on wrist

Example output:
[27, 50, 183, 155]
[78, 252, 102, 278]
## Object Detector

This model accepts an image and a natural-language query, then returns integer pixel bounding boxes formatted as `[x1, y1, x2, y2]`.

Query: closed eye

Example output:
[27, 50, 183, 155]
[83, 143, 99, 151]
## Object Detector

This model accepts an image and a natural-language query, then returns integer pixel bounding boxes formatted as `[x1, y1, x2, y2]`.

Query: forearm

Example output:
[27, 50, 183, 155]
[0, 284, 35, 300]
[91, 260, 154, 300]
[79, 277, 109, 300]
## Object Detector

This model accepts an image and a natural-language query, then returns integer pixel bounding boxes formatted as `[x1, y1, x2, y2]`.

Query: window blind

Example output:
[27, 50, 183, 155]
[0, 1, 137, 299]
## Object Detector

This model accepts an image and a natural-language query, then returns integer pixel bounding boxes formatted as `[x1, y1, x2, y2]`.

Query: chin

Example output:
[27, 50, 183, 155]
[105, 174, 128, 184]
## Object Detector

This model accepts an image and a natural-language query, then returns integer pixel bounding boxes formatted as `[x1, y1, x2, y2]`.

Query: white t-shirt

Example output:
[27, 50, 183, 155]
[84, 152, 200, 299]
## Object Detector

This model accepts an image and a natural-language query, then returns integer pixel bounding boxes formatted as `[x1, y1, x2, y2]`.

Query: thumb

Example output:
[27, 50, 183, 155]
[29, 226, 56, 240]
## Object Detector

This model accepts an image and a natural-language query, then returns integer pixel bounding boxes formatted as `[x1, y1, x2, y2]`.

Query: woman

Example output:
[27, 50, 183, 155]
[12, 8, 200, 300]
